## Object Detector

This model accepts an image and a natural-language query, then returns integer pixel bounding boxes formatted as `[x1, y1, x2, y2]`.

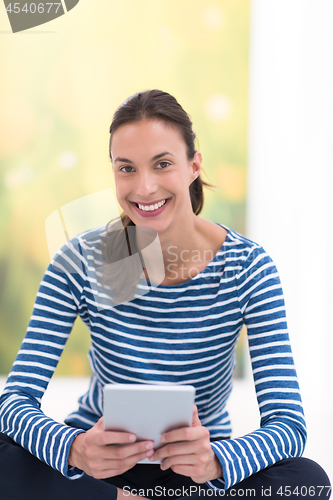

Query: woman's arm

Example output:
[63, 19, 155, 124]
[150, 246, 306, 491]
[0, 243, 87, 479]
[207, 246, 307, 490]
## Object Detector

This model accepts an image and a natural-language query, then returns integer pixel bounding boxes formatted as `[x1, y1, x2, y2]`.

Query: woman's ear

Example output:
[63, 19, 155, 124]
[190, 151, 202, 182]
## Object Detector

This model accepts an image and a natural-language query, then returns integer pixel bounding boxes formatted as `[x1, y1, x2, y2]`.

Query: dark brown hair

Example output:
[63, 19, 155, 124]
[110, 90, 213, 223]
[102, 90, 216, 302]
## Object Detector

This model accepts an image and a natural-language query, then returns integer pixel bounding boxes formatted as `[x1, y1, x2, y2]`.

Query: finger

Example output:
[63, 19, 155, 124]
[192, 405, 201, 427]
[160, 453, 197, 471]
[99, 440, 155, 460]
[93, 448, 155, 479]
[95, 416, 104, 429]
[100, 430, 138, 446]
[150, 441, 199, 462]
[161, 424, 207, 445]
[97, 417, 142, 446]
[101, 447, 155, 467]
[170, 464, 200, 479]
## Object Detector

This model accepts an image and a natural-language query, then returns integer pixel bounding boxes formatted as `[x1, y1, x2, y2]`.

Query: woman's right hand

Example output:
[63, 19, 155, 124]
[68, 417, 155, 479]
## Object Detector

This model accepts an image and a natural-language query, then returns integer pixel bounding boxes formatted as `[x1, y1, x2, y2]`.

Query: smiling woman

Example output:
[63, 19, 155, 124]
[111, 120, 200, 230]
[0, 90, 330, 500]
[104, 90, 228, 291]
[109, 90, 212, 214]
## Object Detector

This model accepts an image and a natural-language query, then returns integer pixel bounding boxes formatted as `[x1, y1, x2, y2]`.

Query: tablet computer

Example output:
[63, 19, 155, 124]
[103, 384, 196, 464]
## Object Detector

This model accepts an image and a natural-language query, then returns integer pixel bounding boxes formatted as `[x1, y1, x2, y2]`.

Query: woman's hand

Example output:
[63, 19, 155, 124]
[68, 417, 154, 479]
[149, 405, 223, 484]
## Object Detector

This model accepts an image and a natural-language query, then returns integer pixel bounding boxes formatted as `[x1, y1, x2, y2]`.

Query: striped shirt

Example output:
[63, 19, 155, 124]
[0, 222, 307, 490]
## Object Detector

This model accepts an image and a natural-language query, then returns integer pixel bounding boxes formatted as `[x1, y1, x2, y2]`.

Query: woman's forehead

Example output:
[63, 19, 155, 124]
[110, 119, 186, 158]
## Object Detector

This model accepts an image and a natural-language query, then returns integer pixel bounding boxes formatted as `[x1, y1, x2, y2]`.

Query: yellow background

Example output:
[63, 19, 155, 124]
[0, 0, 250, 375]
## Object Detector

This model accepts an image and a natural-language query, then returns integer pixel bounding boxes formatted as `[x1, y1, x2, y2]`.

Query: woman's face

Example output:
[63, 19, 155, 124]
[110, 119, 201, 235]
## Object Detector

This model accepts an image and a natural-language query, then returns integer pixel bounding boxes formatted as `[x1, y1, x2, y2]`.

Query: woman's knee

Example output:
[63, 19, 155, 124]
[225, 456, 331, 499]
[290, 457, 331, 489]
[262, 456, 331, 498]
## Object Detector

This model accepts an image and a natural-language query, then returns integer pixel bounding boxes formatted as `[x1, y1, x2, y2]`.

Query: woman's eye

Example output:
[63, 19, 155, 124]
[156, 162, 170, 169]
[120, 166, 134, 173]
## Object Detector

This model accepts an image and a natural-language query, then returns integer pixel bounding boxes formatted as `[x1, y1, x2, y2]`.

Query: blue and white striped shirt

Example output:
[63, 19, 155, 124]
[0, 223, 307, 490]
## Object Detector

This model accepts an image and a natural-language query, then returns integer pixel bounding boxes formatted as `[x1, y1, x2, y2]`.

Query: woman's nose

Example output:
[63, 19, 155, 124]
[134, 171, 158, 198]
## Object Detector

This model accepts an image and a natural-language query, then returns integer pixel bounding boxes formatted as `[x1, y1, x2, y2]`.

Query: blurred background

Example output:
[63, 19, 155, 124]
[0, 0, 332, 482]
[0, 0, 249, 376]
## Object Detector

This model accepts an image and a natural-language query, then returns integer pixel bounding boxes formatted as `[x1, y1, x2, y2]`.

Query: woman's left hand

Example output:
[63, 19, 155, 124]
[149, 405, 223, 483]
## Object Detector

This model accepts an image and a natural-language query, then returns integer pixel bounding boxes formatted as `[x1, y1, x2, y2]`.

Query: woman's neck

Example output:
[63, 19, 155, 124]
[136, 217, 227, 286]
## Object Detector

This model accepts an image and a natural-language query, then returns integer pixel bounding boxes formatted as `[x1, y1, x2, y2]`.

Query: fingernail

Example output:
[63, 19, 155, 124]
[146, 442, 154, 450]
[160, 435, 165, 443]
[146, 449, 154, 457]
[129, 434, 136, 441]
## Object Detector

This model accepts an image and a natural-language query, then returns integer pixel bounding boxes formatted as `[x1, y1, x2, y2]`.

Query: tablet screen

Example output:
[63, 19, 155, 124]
[103, 384, 196, 464]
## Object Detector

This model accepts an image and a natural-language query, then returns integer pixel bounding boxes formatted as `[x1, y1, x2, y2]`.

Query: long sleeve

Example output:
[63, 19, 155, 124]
[207, 246, 307, 491]
[0, 224, 308, 486]
[0, 249, 87, 479]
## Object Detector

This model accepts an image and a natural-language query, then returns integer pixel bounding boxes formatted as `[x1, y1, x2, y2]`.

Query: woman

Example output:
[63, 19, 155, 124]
[0, 90, 330, 500]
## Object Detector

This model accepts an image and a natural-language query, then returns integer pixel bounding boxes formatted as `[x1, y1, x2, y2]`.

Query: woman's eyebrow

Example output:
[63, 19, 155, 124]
[152, 151, 175, 161]
[113, 157, 133, 164]
[113, 152, 174, 164]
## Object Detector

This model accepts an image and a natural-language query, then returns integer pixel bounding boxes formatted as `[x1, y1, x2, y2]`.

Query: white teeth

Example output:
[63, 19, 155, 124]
[137, 199, 167, 211]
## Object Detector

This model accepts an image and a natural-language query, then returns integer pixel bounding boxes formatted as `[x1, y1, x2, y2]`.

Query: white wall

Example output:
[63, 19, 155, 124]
[247, 0, 333, 480]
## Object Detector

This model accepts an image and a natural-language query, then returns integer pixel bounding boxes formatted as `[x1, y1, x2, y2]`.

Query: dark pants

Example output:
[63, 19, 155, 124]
[0, 433, 330, 500]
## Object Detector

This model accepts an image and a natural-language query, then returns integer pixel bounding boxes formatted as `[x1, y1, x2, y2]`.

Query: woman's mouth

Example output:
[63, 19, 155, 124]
[130, 198, 171, 217]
